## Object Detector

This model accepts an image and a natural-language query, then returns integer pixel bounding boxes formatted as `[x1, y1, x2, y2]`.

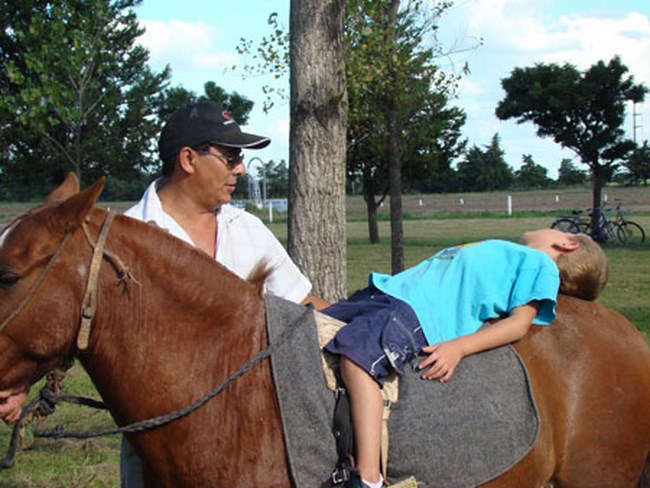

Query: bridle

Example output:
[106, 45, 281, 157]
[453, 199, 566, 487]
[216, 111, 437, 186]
[0, 210, 122, 352]
[77, 211, 115, 350]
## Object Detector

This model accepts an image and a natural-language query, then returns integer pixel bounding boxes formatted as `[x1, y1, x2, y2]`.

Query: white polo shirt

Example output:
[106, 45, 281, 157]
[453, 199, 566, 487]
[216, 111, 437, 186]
[124, 179, 311, 303]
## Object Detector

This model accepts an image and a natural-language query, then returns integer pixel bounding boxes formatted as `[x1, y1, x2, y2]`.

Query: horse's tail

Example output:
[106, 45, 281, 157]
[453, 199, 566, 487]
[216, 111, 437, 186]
[246, 260, 272, 295]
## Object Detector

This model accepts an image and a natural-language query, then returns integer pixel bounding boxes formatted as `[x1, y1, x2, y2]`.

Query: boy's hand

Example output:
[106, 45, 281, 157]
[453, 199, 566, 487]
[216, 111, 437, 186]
[418, 340, 464, 383]
[416, 303, 538, 384]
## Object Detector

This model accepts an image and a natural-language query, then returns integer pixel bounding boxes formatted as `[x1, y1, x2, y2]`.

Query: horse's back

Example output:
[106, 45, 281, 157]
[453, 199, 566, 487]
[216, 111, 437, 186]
[503, 295, 650, 487]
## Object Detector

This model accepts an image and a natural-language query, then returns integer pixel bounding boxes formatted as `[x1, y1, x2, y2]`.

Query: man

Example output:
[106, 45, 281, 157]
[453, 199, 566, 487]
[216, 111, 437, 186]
[124, 101, 324, 306]
[120, 101, 327, 485]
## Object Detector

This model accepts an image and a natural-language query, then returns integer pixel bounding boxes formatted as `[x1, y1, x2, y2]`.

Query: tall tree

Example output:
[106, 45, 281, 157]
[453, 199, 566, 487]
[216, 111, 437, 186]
[496, 57, 647, 221]
[289, 0, 348, 301]
[157, 82, 256, 124]
[345, 0, 465, 258]
[515, 154, 551, 188]
[0, 0, 169, 192]
[238, 3, 466, 271]
[557, 158, 588, 186]
[456, 133, 513, 192]
[262, 159, 289, 198]
[623, 141, 650, 186]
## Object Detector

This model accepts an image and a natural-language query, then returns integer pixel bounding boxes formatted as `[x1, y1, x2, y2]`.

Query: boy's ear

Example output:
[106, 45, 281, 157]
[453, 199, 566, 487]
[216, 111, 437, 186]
[554, 239, 580, 253]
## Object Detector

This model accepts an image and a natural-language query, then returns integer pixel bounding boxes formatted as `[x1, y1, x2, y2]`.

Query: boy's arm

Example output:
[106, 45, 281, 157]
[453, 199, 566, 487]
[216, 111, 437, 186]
[418, 302, 540, 383]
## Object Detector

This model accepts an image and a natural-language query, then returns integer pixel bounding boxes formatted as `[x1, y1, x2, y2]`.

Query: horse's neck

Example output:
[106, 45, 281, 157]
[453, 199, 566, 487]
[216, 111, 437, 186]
[81, 213, 267, 424]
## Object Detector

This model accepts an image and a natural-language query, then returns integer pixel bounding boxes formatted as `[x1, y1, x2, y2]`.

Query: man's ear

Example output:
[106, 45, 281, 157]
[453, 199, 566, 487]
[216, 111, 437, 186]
[177, 147, 198, 175]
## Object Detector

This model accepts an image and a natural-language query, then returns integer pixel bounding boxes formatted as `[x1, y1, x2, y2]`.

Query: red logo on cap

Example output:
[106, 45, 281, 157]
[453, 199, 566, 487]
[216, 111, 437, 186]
[221, 110, 236, 125]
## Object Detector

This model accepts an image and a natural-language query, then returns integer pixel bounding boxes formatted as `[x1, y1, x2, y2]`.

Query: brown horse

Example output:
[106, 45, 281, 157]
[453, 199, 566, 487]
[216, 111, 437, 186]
[0, 174, 649, 487]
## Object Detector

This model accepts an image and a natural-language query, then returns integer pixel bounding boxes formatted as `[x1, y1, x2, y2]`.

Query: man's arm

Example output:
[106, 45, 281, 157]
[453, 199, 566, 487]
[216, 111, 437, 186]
[418, 302, 540, 383]
[301, 295, 331, 310]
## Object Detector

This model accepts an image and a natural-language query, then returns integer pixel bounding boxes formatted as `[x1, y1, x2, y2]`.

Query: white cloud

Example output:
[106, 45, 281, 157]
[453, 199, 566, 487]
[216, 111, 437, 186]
[438, 0, 650, 176]
[137, 19, 239, 73]
[547, 13, 650, 86]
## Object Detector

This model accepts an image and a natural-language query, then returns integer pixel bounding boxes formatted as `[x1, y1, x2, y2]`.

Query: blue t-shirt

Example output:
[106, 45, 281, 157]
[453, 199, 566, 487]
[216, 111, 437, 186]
[370, 240, 560, 345]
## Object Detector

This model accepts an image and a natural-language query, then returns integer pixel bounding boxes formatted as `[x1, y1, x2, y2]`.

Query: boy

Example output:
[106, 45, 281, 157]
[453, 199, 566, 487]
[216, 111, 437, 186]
[323, 229, 608, 488]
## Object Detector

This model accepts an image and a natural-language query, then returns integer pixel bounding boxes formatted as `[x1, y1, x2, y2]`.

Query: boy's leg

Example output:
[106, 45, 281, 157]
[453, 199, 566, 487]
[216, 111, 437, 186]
[340, 356, 383, 484]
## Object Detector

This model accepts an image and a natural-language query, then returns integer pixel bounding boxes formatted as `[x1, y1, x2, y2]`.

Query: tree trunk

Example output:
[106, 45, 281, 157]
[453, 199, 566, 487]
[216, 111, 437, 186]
[288, 0, 348, 301]
[362, 172, 381, 244]
[385, 0, 404, 274]
[365, 197, 380, 244]
[388, 111, 404, 273]
[591, 162, 606, 241]
[591, 164, 604, 212]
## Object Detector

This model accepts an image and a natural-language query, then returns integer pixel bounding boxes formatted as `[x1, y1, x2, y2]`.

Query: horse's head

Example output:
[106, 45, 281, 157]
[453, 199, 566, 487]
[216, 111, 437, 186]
[0, 173, 105, 390]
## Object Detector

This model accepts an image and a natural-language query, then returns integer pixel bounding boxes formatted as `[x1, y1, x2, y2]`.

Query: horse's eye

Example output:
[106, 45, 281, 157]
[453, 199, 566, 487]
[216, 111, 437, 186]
[0, 271, 20, 287]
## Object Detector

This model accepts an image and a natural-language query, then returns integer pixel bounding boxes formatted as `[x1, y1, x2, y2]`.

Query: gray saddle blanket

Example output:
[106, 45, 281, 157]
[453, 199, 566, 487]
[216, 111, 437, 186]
[265, 295, 540, 488]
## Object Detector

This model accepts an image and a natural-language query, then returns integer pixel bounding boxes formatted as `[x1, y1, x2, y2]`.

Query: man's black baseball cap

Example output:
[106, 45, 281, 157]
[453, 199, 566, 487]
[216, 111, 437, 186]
[158, 101, 270, 160]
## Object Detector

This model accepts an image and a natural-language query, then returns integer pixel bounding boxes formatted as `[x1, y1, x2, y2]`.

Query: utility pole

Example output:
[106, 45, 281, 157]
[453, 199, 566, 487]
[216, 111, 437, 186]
[632, 101, 642, 144]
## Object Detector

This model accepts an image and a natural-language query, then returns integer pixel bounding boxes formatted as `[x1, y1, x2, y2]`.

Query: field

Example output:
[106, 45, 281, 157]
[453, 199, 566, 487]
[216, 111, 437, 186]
[0, 186, 648, 486]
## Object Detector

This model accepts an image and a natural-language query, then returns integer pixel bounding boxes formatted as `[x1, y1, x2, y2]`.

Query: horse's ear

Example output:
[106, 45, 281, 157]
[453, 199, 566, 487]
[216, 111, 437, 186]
[45, 172, 81, 203]
[51, 177, 106, 234]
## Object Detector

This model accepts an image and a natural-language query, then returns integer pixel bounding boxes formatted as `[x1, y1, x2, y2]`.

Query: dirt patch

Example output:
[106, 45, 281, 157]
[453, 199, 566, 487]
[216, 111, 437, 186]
[347, 187, 650, 218]
[1, 187, 647, 229]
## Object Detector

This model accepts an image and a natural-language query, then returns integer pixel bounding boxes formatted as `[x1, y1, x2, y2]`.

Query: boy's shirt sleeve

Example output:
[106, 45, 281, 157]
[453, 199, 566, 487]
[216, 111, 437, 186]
[510, 257, 560, 325]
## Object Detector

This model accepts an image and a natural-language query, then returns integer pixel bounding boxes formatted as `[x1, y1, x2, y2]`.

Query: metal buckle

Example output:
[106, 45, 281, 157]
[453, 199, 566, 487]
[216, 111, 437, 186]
[331, 466, 352, 485]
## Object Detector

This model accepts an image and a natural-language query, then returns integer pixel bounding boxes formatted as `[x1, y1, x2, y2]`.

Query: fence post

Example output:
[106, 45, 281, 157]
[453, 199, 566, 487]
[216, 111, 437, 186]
[507, 195, 512, 217]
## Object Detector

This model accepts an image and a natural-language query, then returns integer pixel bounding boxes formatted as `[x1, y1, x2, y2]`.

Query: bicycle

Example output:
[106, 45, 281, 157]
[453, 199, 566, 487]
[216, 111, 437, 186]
[551, 207, 619, 243]
[609, 199, 646, 245]
[550, 210, 588, 234]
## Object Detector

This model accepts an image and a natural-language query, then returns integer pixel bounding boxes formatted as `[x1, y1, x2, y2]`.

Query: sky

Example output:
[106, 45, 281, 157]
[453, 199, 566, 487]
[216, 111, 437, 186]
[133, 0, 650, 179]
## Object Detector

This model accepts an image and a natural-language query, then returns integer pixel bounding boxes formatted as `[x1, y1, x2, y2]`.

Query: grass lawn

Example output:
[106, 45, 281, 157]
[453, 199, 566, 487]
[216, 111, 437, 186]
[0, 211, 648, 486]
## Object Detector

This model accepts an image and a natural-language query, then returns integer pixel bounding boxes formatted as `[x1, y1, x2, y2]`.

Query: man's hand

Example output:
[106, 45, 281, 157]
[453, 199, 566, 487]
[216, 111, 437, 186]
[0, 386, 29, 424]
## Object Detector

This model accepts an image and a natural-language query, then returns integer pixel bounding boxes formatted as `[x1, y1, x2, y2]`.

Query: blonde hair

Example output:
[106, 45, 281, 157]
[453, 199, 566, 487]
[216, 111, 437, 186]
[556, 233, 608, 301]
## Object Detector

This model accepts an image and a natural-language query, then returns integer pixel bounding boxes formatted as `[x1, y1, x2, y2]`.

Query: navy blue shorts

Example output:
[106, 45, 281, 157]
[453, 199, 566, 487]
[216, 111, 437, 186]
[323, 286, 427, 386]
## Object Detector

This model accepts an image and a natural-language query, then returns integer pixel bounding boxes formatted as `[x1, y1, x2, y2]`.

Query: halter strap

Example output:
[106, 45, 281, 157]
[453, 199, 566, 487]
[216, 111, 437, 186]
[0, 232, 73, 335]
[77, 211, 115, 350]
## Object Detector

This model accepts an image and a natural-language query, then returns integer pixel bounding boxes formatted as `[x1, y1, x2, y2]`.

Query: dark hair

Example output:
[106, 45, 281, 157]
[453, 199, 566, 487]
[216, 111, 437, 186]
[161, 143, 212, 178]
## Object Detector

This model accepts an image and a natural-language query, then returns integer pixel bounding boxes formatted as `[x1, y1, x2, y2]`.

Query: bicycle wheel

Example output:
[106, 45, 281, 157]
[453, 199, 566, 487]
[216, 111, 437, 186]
[551, 218, 581, 234]
[617, 221, 646, 245]
[602, 223, 620, 244]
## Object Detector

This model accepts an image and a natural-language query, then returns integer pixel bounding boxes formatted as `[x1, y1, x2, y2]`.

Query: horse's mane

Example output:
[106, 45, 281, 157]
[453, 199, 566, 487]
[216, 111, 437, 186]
[113, 211, 271, 297]
[246, 261, 273, 293]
